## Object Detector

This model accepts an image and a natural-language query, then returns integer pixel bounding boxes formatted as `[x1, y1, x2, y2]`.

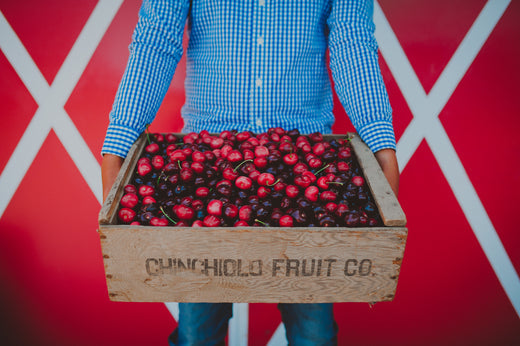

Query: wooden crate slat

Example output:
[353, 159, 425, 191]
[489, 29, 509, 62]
[349, 134, 407, 227]
[100, 225, 406, 303]
[98, 134, 147, 225]
[98, 132, 408, 303]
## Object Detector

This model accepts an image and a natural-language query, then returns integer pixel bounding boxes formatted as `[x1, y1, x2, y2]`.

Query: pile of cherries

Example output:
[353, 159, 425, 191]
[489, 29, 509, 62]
[117, 128, 382, 228]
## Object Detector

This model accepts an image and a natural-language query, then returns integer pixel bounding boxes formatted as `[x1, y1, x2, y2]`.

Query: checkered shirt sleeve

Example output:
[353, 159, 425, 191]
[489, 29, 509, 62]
[102, 0, 396, 158]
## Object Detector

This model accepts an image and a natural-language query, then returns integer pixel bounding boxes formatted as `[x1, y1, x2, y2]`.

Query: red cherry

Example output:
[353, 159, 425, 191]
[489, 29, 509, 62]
[151, 155, 164, 170]
[325, 202, 338, 213]
[191, 161, 204, 174]
[239, 205, 253, 221]
[285, 185, 300, 198]
[222, 167, 239, 181]
[304, 185, 319, 202]
[337, 161, 350, 172]
[278, 141, 294, 153]
[203, 215, 222, 227]
[253, 157, 268, 169]
[180, 168, 194, 182]
[192, 150, 206, 162]
[235, 176, 252, 190]
[118, 208, 136, 223]
[352, 176, 365, 186]
[195, 187, 210, 198]
[192, 199, 204, 210]
[138, 185, 154, 197]
[124, 184, 137, 194]
[254, 145, 269, 157]
[150, 217, 169, 227]
[227, 150, 243, 163]
[142, 196, 156, 205]
[220, 130, 233, 139]
[210, 137, 224, 149]
[294, 175, 312, 188]
[300, 143, 312, 153]
[170, 149, 187, 161]
[308, 158, 322, 169]
[120, 193, 138, 209]
[145, 143, 160, 154]
[137, 162, 152, 176]
[220, 144, 233, 158]
[183, 132, 198, 144]
[243, 149, 255, 161]
[279, 215, 294, 227]
[317, 176, 330, 189]
[207, 200, 223, 216]
[223, 204, 239, 219]
[165, 133, 177, 143]
[174, 205, 194, 220]
[338, 148, 351, 159]
[248, 170, 261, 182]
[308, 132, 323, 143]
[182, 147, 193, 157]
[335, 204, 350, 218]
[247, 137, 260, 146]
[301, 170, 317, 183]
[293, 163, 308, 175]
[320, 190, 337, 202]
[236, 131, 252, 142]
[192, 220, 204, 227]
[273, 181, 287, 191]
[312, 142, 326, 156]
[234, 220, 250, 227]
[257, 186, 271, 198]
[283, 153, 298, 165]
[258, 173, 276, 186]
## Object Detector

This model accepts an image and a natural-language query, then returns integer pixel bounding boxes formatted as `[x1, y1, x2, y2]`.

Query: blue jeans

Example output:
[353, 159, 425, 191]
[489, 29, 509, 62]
[168, 303, 337, 346]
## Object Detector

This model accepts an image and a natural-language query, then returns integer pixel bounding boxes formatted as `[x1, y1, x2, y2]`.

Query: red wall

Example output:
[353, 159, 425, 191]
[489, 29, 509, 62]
[1, 1, 519, 345]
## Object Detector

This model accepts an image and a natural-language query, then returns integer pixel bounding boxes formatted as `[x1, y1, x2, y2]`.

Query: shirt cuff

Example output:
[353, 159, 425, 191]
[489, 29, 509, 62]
[101, 124, 142, 158]
[356, 120, 396, 153]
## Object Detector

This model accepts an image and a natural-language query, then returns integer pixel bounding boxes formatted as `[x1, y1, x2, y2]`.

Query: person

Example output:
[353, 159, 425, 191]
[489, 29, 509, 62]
[101, 0, 399, 345]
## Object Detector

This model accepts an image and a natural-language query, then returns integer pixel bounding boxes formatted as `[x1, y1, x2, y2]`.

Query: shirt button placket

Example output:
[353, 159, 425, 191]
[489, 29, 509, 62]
[252, 0, 266, 132]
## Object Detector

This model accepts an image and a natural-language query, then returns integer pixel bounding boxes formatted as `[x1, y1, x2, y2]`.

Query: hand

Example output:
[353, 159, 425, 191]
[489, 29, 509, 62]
[374, 149, 399, 198]
[101, 154, 124, 203]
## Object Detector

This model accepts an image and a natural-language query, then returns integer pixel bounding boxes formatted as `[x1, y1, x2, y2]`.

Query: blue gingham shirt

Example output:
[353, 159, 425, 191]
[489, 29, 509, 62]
[102, 0, 396, 158]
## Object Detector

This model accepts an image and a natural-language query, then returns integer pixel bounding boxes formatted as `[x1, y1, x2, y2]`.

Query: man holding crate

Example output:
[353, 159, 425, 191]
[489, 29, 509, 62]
[101, 0, 399, 344]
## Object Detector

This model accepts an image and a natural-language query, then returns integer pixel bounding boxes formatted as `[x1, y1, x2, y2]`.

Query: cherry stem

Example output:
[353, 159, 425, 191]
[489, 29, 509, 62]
[233, 159, 254, 172]
[267, 179, 280, 187]
[177, 160, 182, 170]
[314, 164, 330, 176]
[159, 206, 177, 225]
[145, 124, 152, 145]
[254, 219, 268, 226]
[157, 170, 167, 184]
[327, 181, 344, 186]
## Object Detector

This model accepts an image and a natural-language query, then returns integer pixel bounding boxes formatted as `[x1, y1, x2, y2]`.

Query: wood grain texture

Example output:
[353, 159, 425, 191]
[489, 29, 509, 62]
[98, 132, 408, 302]
[99, 225, 407, 303]
[350, 134, 407, 226]
[98, 134, 146, 225]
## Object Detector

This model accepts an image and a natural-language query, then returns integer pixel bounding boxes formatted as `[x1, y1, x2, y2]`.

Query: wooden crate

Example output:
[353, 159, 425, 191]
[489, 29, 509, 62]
[98, 133, 407, 303]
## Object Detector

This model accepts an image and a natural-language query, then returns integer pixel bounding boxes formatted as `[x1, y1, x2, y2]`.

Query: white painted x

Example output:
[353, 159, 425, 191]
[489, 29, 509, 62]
[375, 0, 520, 318]
[0, 1, 517, 346]
[267, 1, 518, 344]
[0, 0, 124, 217]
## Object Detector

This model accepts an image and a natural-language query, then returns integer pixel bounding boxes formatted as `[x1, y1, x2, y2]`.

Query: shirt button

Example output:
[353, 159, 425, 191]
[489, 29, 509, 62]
[259, 0, 265, 6]
[256, 118, 263, 127]
[257, 36, 264, 46]
[255, 78, 262, 87]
